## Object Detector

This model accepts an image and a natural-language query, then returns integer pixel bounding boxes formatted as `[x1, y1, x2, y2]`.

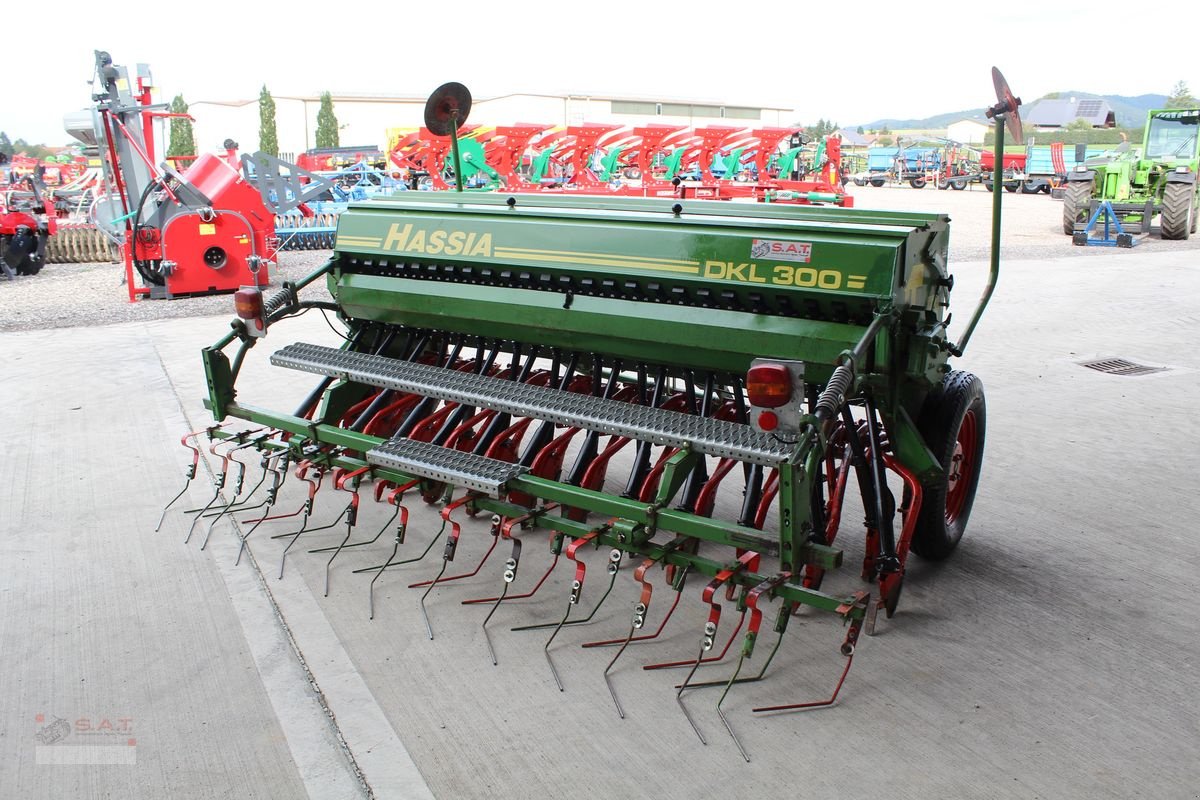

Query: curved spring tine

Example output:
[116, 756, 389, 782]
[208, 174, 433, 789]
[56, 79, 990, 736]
[753, 593, 868, 714]
[156, 428, 211, 531]
[601, 538, 689, 718]
[276, 462, 326, 579]
[417, 493, 476, 639]
[201, 437, 266, 550]
[510, 529, 611, 632]
[603, 557, 656, 719]
[524, 528, 607, 690]
[481, 513, 532, 666]
[324, 466, 371, 596]
[367, 502, 417, 620]
[309, 480, 417, 554]
[235, 451, 290, 566]
[546, 546, 620, 691]
[185, 438, 233, 544]
[672, 551, 758, 745]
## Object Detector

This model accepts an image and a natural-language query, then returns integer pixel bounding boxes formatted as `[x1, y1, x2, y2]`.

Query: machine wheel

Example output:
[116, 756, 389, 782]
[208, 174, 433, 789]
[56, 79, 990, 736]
[911, 370, 986, 561]
[1062, 182, 1092, 235]
[1020, 180, 1040, 194]
[910, 178, 927, 189]
[937, 180, 949, 190]
[951, 179, 967, 191]
[870, 178, 885, 188]
[1160, 182, 1194, 240]
[1004, 182, 1019, 193]
[853, 177, 866, 186]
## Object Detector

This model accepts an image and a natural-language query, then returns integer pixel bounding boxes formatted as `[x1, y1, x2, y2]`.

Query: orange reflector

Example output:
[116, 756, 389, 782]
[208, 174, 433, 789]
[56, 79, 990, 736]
[234, 286, 263, 320]
[746, 363, 792, 408]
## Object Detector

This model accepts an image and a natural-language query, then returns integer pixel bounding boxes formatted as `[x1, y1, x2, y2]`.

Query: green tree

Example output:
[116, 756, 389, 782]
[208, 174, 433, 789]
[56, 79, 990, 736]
[0, 131, 12, 158]
[878, 136, 894, 147]
[1066, 117, 1093, 132]
[856, 125, 864, 135]
[1166, 80, 1198, 109]
[315, 91, 340, 149]
[258, 85, 279, 156]
[12, 138, 53, 159]
[879, 124, 891, 135]
[167, 95, 196, 157]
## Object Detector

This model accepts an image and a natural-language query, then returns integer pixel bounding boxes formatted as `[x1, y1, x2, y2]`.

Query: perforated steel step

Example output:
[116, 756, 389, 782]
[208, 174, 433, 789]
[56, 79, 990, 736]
[272, 342, 793, 467]
[367, 438, 527, 497]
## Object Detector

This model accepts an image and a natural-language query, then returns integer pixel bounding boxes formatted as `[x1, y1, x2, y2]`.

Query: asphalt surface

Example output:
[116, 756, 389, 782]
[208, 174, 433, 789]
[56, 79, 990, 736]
[2, 190, 1198, 799]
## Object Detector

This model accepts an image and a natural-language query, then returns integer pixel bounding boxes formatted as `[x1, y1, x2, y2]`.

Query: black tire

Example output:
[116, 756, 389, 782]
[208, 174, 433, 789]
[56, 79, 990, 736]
[937, 180, 949, 190]
[951, 179, 966, 191]
[1160, 182, 1194, 240]
[853, 177, 866, 187]
[1062, 181, 1092, 235]
[870, 178, 885, 187]
[909, 178, 927, 189]
[1004, 182, 1019, 193]
[1020, 180, 1040, 194]
[911, 371, 986, 560]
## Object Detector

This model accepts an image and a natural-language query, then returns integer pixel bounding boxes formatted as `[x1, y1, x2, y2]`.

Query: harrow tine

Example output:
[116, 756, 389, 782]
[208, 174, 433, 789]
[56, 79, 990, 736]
[408, 513, 501, 588]
[597, 537, 689, 717]
[156, 428, 211, 531]
[461, 525, 563, 605]
[478, 510, 540, 665]
[675, 642, 709, 745]
[236, 451, 291, 566]
[670, 551, 758, 744]
[201, 435, 269, 550]
[185, 438, 233, 545]
[308, 479, 417, 553]
[275, 461, 327, 579]
[366, 502, 415, 620]
[510, 541, 620, 632]
[418, 493, 477, 639]
[323, 467, 371, 596]
[523, 528, 609, 690]
[641, 610, 745, 671]
[601, 555, 657, 718]
[752, 592, 868, 714]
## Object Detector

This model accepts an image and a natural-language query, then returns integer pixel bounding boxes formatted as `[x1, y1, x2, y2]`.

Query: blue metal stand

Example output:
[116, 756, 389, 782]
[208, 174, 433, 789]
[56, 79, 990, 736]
[1072, 200, 1138, 248]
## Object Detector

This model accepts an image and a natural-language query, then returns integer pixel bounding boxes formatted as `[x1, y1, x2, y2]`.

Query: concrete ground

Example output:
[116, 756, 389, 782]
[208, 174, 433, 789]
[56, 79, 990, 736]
[2, 192, 1199, 799]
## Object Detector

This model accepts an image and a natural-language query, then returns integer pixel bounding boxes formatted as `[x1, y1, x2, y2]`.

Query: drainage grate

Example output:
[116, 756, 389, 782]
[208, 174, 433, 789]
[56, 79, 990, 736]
[1078, 357, 1169, 377]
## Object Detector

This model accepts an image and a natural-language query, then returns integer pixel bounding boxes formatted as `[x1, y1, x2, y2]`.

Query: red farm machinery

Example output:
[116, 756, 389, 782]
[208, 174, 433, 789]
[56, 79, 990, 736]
[66, 51, 329, 300]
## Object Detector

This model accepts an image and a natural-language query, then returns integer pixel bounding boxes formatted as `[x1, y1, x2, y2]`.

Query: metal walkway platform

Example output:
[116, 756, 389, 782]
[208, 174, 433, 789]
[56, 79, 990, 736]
[271, 342, 794, 468]
[367, 437, 527, 497]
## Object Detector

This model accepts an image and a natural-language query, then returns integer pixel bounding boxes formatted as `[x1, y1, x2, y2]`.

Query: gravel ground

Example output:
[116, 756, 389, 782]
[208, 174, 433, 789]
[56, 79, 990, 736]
[4, 186, 1198, 332]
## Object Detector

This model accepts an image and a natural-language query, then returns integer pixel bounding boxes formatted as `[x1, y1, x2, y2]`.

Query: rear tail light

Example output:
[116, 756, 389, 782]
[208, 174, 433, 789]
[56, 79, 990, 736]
[746, 363, 792, 408]
[234, 286, 266, 337]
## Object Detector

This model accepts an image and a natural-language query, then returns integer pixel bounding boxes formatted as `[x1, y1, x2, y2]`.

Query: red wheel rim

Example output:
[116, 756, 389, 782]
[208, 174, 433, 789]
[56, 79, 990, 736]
[944, 410, 977, 525]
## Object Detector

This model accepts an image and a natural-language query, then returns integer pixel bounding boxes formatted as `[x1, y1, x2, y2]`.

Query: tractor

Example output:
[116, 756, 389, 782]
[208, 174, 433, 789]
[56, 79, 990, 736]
[1062, 108, 1200, 239]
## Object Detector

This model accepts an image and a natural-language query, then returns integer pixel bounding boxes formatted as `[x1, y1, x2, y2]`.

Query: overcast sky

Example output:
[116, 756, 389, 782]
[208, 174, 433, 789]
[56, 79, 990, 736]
[5, 0, 1197, 146]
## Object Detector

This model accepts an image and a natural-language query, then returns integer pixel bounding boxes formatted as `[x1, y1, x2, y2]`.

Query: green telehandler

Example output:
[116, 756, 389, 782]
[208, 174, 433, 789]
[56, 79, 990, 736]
[1062, 108, 1200, 239]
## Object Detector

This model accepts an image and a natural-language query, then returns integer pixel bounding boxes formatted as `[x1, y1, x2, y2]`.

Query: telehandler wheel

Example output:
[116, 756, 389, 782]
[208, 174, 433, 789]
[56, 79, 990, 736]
[1062, 182, 1092, 235]
[1160, 182, 1194, 240]
[911, 370, 986, 561]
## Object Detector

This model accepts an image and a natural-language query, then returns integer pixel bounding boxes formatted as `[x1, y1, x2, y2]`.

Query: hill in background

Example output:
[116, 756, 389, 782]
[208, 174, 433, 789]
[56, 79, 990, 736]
[854, 92, 1169, 131]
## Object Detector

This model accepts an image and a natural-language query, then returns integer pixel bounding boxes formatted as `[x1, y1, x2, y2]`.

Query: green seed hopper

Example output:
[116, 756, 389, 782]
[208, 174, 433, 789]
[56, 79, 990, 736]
[165, 71, 1019, 759]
